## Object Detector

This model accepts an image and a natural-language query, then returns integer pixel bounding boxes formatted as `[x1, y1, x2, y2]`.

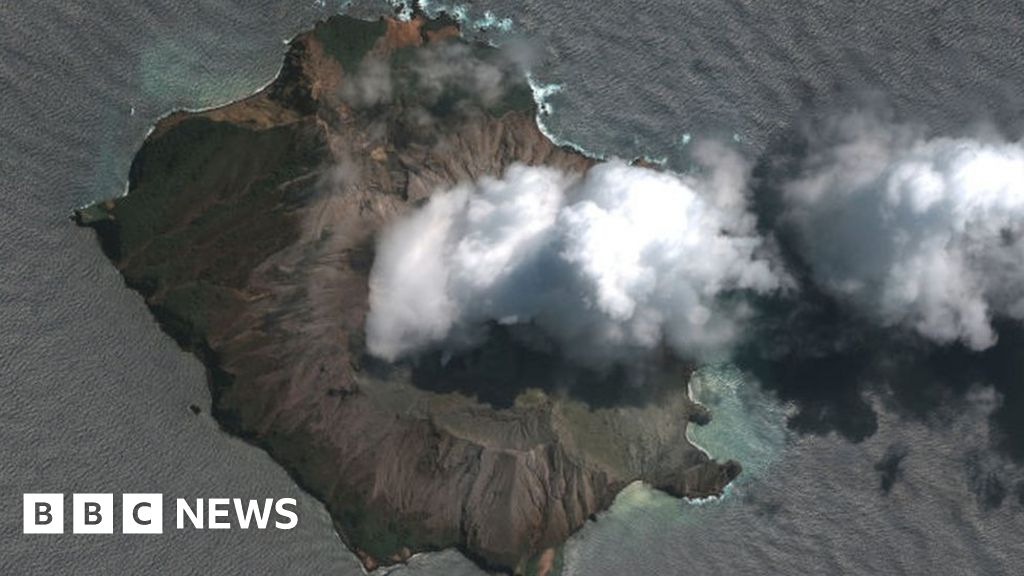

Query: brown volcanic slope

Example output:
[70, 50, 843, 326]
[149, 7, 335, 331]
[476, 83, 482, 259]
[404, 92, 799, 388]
[77, 14, 739, 574]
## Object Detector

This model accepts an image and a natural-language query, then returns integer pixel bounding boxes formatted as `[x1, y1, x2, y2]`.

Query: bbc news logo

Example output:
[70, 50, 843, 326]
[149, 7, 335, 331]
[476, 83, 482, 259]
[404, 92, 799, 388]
[23, 494, 298, 534]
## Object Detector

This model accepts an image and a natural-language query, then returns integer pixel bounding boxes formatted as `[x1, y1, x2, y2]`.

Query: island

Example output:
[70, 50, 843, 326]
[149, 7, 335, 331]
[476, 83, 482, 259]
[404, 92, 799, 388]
[76, 12, 739, 574]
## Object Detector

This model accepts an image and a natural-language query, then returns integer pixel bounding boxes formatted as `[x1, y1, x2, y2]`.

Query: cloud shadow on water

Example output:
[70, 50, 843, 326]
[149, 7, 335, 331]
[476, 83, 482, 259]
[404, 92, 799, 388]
[738, 118, 1024, 470]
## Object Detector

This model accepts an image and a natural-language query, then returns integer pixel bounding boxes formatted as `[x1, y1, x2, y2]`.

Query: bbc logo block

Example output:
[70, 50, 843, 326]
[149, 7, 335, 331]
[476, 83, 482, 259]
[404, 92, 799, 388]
[72, 493, 113, 534]
[24, 494, 162, 534]
[122, 494, 162, 534]
[23, 494, 63, 534]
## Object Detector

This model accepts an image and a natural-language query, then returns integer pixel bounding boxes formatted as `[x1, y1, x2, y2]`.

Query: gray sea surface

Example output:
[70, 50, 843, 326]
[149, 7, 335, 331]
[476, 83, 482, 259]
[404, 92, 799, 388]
[3, 0, 1024, 574]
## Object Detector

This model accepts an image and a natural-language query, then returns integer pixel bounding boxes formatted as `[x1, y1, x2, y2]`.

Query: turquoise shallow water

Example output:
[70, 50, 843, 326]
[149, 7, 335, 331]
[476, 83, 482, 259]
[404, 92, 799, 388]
[688, 364, 790, 485]
[4, 1, 1024, 574]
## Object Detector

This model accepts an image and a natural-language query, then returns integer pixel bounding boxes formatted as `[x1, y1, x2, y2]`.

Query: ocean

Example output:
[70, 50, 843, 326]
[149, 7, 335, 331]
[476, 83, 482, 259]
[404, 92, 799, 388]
[3, 0, 1024, 574]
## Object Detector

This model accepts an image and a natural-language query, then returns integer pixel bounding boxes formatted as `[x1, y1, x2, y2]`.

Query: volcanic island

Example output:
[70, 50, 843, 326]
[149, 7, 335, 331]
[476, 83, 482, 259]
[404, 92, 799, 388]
[77, 12, 739, 575]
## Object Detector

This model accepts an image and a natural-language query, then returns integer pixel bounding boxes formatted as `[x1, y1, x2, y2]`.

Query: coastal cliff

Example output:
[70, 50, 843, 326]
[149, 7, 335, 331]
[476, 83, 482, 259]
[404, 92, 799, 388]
[77, 13, 739, 573]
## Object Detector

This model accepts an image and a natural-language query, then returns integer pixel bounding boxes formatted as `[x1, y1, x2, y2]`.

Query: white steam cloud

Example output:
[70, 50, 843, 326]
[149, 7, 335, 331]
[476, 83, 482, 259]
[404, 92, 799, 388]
[340, 42, 531, 110]
[367, 147, 784, 363]
[785, 118, 1024, 350]
[367, 112, 1024, 362]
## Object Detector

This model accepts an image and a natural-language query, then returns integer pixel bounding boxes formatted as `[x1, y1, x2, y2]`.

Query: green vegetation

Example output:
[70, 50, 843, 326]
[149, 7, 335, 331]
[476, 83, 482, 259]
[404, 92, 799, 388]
[314, 15, 387, 71]
[419, 12, 458, 33]
[153, 283, 245, 347]
[484, 81, 535, 116]
[109, 116, 325, 292]
[337, 500, 429, 560]
[385, 39, 535, 119]
[468, 44, 535, 116]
